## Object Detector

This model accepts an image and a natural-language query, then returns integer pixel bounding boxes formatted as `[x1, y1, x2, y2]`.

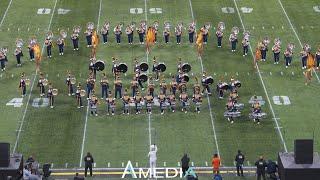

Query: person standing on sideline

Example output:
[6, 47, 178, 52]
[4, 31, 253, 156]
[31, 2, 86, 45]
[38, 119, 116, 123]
[213, 171, 223, 180]
[235, 150, 245, 176]
[84, 152, 94, 177]
[212, 153, 221, 174]
[255, 156, 267, 180]
[148, 144, 158, 178]
[181, 153, 190, 175]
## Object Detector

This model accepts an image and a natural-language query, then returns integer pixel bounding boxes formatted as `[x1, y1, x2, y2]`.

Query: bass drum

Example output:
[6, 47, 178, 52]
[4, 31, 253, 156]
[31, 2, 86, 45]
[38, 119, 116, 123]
[205, 76, 214, 85]
[139, 73, 148, 82]
[156, 63, 166, 72]
[218, 82, 229, 90]
[117, 63, 128, 73]
[95, 60, 105, 71]
[182, 74, 189, 82]
[234, 80, 241, 88]
[139, 62, 149, 72]
[181, 63, 191, 73]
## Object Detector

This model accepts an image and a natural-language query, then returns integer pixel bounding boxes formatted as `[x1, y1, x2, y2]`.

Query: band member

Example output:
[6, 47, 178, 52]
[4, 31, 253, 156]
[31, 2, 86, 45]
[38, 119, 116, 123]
[160, 79, 167, 95]
[216, 81, 225, 99]
[168, 92, 176, 112]
[114, 25, 122, 44]
[19, 73, 27, 97]
[106, 91, 116, 115]
[163, 27, 170, 44]
[90, 94, 98, 116]
[158, 91, 166, 115]
[57, 37, 65, 56]
[193, 88, 202, 113]
[38, 73, 46, 97]
[135, 70, 144, 90]
[28, 43, 35, 61]
[316, 48, 320, 69]
[201, 25, 209, 44]
[170, 76, 178, 96]
[13, 47, 23, 67]
[66, 71, 75, 96]
[71, 32, 79, 51]
[153, 23, 159, 43]
[226, 98, 236, 123]
[126, 25, 134, 44]
[201, 73, 211, 95]
[122, 89, 131, 115]
[101, 22, 109, 44]
[47, 83, 54, 108]
[216, 28, 223, 48]
[138, 25, 145, 44]
[85, 29, 92, 47]
[0, 51, 6, 71]
[252, 101, 262, 124]
[178, 78, 187, 94]
[145, 93, 154, 114]
[114, 76, 122, 99]
[303, 68, 312, 85]
[131, 76, 139, 97]
[175, 25, 182, 45]
[100, 73, 109, 99]
[284, 48, 293, 68]
[242, 37, 249, 57]
[179, 89, 189, 113]
[300, 49, 308, 69]
[76, 84, 84, 108]
[86, 75, 95, 99]
[111, 58, 118, 78]
[89, 59, 97, 79]
[193, 78, 201, 94]
[45, 38, 52, 58]
[134, 91, 143, 114]
[229, 32, 238, 52]
[152, 58, 159, 81]
[147, 79, 155, 97]
[229, 89, 239, 103]
[272, 43, 281, 64]
[229, 77, 237, 92]
[260, 41, 268, 61]
[188, 22, 195, 43]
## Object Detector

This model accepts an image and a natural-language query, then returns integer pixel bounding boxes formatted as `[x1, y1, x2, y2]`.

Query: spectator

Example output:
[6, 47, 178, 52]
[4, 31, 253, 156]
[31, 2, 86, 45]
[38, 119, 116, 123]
[235, 150, 245, 176]
[74, 172, 84, 180]
[26, 156, 35, 163]
[255, 156, 267, 180]
[181, 153, 190, 175]
[211, 153, 221, 173]
[266, 160, 278, 180]
[84, 152, 94, 177]
[213, 171, 223, 180]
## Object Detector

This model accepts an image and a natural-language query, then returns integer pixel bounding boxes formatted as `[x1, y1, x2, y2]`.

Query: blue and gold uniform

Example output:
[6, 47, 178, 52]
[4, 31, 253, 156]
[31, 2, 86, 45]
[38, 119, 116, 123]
[145, 94, 154, 114]
[242, 38, 249, 57]
[316, 48, 320, 69]
[71, 33, 79, 51]
[168, 93, 176, 112]
[114, 76, 122, 99]
[300, 49, 308, 69]
[137, 26, 145, 44]
[284, 48, 293, 68]
[192, 88, 202, 113]
[126, 25, 133, 44]
[19, 73, 27, 97]
[37, 73, 47, 97]
[90, 95, 98, 116]
[100, 73, 109, 99]
[122, 89, 131, 115]
[101, 22, 109, 44]
[85, 29, 93, 47]
[47, 83, 54, 108]
[175, 25, 182, 45]
[66, 72, 75, 96]
[14, 47, 23, 66]
[163, 28, 170, 44]
[57, 38, 65, 56]
[272, 44, 281, 64]
[158, 92, 166, 115]
[106, 92, 116, 115]
[76, 84, 84, 108]
[45, 38, 52, 58]
[188, 23, 195, 43]
[229, 33, 238, 52]
[114, 25, 122, 44]
[134, 91, 143, 114]
[179, 90, 189, 113]
[216, 29, 223, 48]
[0, 51, 6, 71]
[86, 76, 95, 99]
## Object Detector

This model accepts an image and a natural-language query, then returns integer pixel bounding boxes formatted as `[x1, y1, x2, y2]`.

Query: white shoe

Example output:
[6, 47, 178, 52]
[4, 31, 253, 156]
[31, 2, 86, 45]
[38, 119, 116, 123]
[197, 111, 200, 114]
[231, 121, 234, 124]
[185, 111, 187, 113]
[95, 114, 98, 116]
[68, 94, 71, 96]
[172, 110, 175, 113]
[50, 106, 54, 108]
[286, 66, 288, 68]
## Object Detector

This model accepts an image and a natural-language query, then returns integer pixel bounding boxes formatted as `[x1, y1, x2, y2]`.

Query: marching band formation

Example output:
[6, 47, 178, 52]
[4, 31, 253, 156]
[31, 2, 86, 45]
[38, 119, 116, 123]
[1, 19, 318, 123]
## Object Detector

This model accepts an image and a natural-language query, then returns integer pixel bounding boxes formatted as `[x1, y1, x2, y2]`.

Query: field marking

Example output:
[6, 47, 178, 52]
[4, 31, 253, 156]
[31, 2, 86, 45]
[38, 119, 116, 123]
[0, 0, 13, 27]
[232, 0, 288, 152]
[188, 0, 221, 156]
[276, 0, 320, 83]
[79, 0, 103, 168]
[12, 0, 58, 154]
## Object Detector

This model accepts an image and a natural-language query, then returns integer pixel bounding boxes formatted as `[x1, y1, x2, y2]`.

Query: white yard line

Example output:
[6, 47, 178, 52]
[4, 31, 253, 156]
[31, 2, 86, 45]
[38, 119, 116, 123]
[144, 0, 152, 147]
[12, 0, 58, 154]
[233, 0, 288, 152]
[79, 0, 103, 167]
[0, 0, 13, 28]
[188, 0, 220, 156]
[276, 0, 320, 83]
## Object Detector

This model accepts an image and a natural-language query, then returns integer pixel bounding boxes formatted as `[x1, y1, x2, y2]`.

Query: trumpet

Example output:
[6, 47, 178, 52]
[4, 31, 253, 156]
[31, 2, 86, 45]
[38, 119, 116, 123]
[25, 78, 30, 86]
[153, 21, 159, 29]
[60, 29, 67, 39]
[217, 22, 225, 31]
[80, 89, 86, 97]
[46, 31, 53, 39]
[304, 43, 311, 52]
[204, 22, 211, 30]
[263, 37, 270, 45]
[231, 26, 239, 35]
[42, 79, 48, 86]
[52, 88, 58, 96]
[164, 21, 171, 29]
[15, 38, 24, 48]
[70, 77, 76, 85]
[73, 26, 81, 34]
[243, 31, 250, 40]
[87, 22, 95, 30]
[274, 38, 281, 46]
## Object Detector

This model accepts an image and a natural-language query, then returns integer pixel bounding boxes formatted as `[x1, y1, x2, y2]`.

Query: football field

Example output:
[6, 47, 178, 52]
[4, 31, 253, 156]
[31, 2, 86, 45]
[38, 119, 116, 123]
[0, 0, 319, 179]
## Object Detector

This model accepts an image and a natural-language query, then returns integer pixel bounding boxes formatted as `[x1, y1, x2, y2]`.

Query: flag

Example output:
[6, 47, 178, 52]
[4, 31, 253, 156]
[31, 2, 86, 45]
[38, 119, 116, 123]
[196, 31, 203, 47]
[92, 30, 99, 48]
[146, 27, 155, 45]
[34, 44, 41, 61]
[307, 53, 315, 69]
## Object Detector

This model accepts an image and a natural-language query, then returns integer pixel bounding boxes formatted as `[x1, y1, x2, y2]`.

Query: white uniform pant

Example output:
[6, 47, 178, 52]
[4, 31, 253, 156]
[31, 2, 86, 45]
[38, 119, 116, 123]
[150, 158, 157, 177]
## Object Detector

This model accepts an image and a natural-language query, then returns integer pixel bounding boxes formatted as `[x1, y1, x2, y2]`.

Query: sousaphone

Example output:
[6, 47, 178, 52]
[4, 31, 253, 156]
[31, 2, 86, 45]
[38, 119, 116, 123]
[139, 62, 149, 72]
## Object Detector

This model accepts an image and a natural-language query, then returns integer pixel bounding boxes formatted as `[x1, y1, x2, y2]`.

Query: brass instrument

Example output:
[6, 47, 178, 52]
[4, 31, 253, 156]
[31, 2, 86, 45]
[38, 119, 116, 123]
[80, 89, 86, 97]
[217, 22, 225, 31]
[52, 89, 58, 96]
[25, 79, 30, 86]
[70, 77, 76, 85]
[42, 79, 48, 86]
[60, 29, 67, 39]
[231, 26, 239, 35]
[87, 22, 95, 30]
[15, 38, 24, 48]
[73, 26, 81, 33]
[46, 31, 53, 39]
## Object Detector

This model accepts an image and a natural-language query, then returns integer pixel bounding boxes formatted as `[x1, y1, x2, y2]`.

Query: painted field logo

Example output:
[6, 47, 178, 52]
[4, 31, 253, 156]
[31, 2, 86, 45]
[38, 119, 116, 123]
[122, 161, 197, 179]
